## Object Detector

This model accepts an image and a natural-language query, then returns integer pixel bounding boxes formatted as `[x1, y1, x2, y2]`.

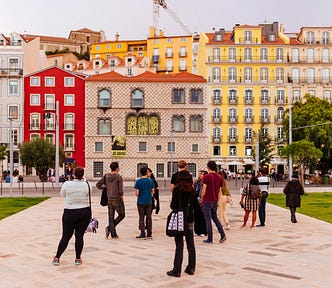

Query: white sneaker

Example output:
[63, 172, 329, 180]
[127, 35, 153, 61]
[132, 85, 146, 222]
[224, 225, 230, 230]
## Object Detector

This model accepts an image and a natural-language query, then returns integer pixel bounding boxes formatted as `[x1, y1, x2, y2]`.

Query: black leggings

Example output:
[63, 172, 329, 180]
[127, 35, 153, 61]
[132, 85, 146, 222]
[55, 207, 91, 259]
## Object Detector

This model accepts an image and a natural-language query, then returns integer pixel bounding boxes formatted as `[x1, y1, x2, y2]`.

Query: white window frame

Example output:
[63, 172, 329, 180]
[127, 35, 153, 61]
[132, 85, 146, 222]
[30, 94, 40, 105]
[64, 94, 74, 106]
[30, 77, 40, 86]
[45, 77, 55, 87]
[64, 77, 74, 87]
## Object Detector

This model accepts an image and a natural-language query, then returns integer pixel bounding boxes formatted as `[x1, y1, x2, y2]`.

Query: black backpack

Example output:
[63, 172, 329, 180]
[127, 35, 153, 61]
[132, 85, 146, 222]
[249, 184, 261, 199]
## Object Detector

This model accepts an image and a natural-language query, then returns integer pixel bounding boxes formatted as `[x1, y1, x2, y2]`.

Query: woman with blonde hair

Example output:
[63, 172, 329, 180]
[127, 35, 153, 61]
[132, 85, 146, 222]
[217, 171, 231, 230]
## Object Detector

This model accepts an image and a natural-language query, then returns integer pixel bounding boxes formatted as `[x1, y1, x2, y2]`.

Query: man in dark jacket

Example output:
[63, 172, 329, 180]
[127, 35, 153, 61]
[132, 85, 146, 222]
[96, 162, 125, 239]
[283, 174, 304, 223]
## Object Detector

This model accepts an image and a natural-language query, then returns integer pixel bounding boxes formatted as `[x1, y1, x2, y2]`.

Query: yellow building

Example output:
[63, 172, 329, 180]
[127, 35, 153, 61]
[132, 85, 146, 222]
[147, 26, 194, 74]
[90, 35, 147, 60]
[198, 22, 290, 175]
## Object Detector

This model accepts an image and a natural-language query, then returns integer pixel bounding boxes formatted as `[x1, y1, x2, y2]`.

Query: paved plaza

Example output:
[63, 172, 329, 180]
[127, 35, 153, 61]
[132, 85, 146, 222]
[0, 186, 331, 288]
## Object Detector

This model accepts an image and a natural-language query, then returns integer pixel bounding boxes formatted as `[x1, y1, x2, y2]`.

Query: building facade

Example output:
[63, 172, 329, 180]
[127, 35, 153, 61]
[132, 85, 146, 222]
[24, 66, 86, 174]
[85, 71, 208, 180]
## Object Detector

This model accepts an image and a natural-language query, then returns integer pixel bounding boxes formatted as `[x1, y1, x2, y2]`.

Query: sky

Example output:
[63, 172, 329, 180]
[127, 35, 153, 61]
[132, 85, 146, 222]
[2, 0, 332, 40]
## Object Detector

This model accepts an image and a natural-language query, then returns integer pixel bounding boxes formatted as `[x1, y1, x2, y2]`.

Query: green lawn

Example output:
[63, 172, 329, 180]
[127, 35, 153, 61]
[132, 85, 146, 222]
[267, 192, 332, 224]
[0, 197, 49, 220]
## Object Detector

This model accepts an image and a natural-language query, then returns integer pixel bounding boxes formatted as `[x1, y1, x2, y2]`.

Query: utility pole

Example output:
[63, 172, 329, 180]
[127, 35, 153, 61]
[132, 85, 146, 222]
[255, 131, 259, 176]
[169, 128, 173, 178]
[289, 106, 293, 180]
[55, 101, 59, 187]
[8, 118, 13, 197]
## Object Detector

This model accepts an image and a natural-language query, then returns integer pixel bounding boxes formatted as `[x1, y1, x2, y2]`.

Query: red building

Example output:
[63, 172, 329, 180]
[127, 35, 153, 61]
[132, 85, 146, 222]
[24, 66, 86, 173]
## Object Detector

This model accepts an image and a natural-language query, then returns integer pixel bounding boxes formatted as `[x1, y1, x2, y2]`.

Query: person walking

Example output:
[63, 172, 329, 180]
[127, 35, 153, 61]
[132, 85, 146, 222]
[201, 161, 227, 244]
[283, 174, 304, 223]
[167, 170, 196, 277]
[239, 176, 261, 228]
[170, 160, 187, 192]
[193, 170, 207, 236]
[52, 167, 91, 266]
[135, 166, 155, 239]
[217, 170, 231, 230]
[257, 169, 270, 227]
[96, 161, 125, 239]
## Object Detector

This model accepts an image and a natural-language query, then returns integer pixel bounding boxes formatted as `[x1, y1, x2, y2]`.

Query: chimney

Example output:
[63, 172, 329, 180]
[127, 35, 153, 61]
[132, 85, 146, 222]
[115, 33, 119, 41]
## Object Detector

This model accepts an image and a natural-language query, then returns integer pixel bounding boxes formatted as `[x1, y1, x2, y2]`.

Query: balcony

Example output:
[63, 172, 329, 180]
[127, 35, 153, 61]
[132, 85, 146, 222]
[207, 55, 288, 64]
[0, 68, 23, 77]
[64, 144, 76, 151]
[228, 116, 238, 123]
[244, 116, 254, 123]
[44, 124, 55, 130]
[288, 77, 331, 85]
[228, 98, 238, 105]
[244, 98, 254, 105]
[260, 98, 270, 104]
[212, 97, 221, 104]
[211, 136, 222, 144]
[244, 137, 254, 143]
[64, 123, 76, 130]
[212, 116, 221, 123]
[208, 76, 288, 85]
[228, 136, 238, 143]
[179, 52, 187, 57]
[260, 116, 271, 124]
[276, 97, 287, 104]
[275, 117, 283, 124]
[44, 103, 55, 110]
[29, 124, 41, 130]
[165, 53, 173, 58]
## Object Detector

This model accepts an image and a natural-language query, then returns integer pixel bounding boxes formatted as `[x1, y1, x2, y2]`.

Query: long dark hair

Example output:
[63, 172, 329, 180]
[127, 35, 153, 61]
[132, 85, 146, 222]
[175, 170, 194, 194]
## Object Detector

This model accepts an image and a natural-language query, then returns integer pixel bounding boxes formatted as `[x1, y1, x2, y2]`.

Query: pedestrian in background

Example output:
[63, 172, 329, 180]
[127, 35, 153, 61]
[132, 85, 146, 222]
[52, 167, 90, 266]
[283, 174, 304, 223]
[217, 170, 231, 230]
[193, 170, 207, 236]
[257, 169, 270, 227]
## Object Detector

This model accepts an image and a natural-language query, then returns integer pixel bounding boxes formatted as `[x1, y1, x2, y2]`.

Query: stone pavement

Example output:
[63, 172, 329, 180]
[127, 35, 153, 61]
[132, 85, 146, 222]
[0, 189, 331, 288]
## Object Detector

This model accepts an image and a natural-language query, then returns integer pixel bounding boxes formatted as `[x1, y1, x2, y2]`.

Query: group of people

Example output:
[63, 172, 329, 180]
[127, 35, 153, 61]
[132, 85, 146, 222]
[52, 160, 305, 279]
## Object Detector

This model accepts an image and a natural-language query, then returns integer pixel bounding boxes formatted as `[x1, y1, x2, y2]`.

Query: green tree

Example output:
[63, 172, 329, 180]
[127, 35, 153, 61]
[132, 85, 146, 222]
[20, 138, 65, 182]
[252, 129, 274, 170]
[281, 140, 323, 184]
[0, 145, 7, 179]
[282, 94, 332, 174]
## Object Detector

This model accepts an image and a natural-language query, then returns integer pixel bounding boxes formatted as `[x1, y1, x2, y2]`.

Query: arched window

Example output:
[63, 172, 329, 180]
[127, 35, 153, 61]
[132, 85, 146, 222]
[190, 88, 203, 103]
[172, 88, 185, 103]
[98, 118, 111, 135]
[213, 89, 221, 104]
[244, 89, 253, 104]
[276, 107, 284, 123]
[98, 89, 111, 108]
[189, 115, 203, 132]
[172, 115, 185, 132]
[131, 89, 144, 108]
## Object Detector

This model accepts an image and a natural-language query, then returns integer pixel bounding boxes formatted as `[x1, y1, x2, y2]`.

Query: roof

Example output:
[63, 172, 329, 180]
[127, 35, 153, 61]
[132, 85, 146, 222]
[86, 71, 206, 83]
[24, 34, 74, 44]
[70, 28, 100, 34]
[24, 65, 87, 80]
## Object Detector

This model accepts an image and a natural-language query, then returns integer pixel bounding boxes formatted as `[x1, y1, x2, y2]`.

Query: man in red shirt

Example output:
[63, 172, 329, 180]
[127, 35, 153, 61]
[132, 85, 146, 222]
[202, 161, 227, 244]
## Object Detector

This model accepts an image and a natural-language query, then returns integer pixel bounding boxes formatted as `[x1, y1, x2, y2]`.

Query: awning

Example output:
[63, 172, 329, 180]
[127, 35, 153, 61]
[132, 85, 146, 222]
[243, 158, 255, 165]
[65, 158, 76, 163]
[228, 161, 243, 166]
[216, 161, 225, 165]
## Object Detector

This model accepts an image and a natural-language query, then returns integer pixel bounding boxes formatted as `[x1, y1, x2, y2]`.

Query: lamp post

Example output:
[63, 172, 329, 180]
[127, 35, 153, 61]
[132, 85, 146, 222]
[170, 128, 174, 178]
[8, 117, 13, 197]
[55, 101, 59, 187]
[289, 106, 293, 180]
[255, 131, 259, 176]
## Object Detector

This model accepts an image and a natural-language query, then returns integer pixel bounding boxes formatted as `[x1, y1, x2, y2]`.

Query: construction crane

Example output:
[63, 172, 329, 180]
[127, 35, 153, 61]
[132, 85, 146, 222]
[153, 0, 191, 36]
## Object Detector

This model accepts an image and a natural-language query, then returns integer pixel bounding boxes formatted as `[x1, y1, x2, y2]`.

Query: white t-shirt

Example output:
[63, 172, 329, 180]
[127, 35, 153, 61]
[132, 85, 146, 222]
[258, 176, 270, 192]
[60, 179, 90, 209]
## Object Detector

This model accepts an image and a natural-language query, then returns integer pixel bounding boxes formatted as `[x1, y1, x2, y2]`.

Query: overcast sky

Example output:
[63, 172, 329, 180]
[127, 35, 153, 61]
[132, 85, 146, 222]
[2, 0, 332, 40]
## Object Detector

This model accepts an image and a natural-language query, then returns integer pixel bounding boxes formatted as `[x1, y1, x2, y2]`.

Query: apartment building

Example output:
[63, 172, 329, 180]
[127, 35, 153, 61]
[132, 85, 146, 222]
[197, 22, 289, 175]
[85, 71, 208, 180]
[24, 66, 86, 174]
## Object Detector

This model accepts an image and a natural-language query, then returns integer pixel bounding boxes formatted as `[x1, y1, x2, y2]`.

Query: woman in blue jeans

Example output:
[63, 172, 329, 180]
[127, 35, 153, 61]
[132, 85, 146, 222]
[52, 167, 91, 266]
[167, 170, 196, 277]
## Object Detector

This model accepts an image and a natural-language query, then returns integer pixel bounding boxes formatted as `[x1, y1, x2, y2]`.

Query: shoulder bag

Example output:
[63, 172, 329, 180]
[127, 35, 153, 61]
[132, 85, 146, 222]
[86, 181, 99, 233]
[100, 174, 108, 207]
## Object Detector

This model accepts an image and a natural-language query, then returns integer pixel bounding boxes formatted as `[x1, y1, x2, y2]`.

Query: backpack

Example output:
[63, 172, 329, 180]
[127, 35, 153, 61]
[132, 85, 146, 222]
[249, 184, 260, 199]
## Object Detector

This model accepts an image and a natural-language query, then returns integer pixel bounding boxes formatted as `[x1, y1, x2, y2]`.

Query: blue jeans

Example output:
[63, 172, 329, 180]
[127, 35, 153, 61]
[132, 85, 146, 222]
[258, 193, 268, 225]
[202, 202, 226, 242]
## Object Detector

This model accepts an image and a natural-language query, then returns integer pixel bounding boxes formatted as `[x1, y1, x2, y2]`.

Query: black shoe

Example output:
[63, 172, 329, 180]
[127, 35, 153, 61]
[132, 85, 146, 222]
[167, 270, 181, 277]
[219, 236, 227, 243]
[111, 234, 119, 239]
[184, 268, 195, 275]
[291, 219, 297, 223]
[105, 227, 110, 239]
[256, 224, 265, 227]
[203, 239, 212, 244]
[136, 234, 146, 239]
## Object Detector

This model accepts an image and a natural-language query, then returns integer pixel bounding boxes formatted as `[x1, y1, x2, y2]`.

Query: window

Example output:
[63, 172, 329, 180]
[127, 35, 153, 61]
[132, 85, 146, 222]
[292, 68, 300, 84]
[98, 118, 111, 135]
[261, 108, 269, 123]
[213, 89, 221, 104]
[98, 89, 111, 108]
[45, 134, 54, 144]
[244, 127, 253, 142]
[229, 108, 237, 122]
[45, 77, 55, 86]
[167, 142, 175, 152]
[10, 129, 19, 146]
[166, 47, 173, 57]
[172, 115, 185, 132]
[187, 163, 197, 178]
[322, 48, 329, 63]
[95, 141, 103, 152]
[277, 127, 283, 141]
[324, 90, 331, 101]
[45, 113, 55, 130]
[166, 60, 173, 71]
[64, 113, 74, 130]
[156, 145, 162, 151]
[308, 89, 316, 96]
[93, 162, 104, 178]
[244, 48, 252, 61]
[212, 48, 220, 62]
[213, 127, 221, 142]
[260, 48, 268, 62]
[156, 163, 164, 178]
[131, 89, 144, 108]
[261, 89, 269, 104]
[307, 68, 315, 83]
[30, 77, 40, 86]
[306, 31, 315, 44]
[229, 89, 237, 104]
[244, 31, 252, 42]
[293, 90, 301, 102]
[192, 144, 198, 152]
[64, 77, 74, 87]
[167, 37, 172, 43]
[64, 134, 74, 150]
[307, 48, 314, 63]
[276, 107, 284, 123]
[292, 48, 299, 63]
[244, 67, 252, 83]
[30, 113, 40, 129]
[228, 48, 236, 61]
[228, 67, 237, 82]
[45, 94, 55, 109]
[276, 68, 284, 83]
[276, 48, 283, 62]
[212, 108, 221, 122]
[181, 37, 186, 42]
[229, 127, 237, 142]
[260, 68, 268, 83]
[8, 105, 18, 119]
[189, 115, 203, 132]
[30, 134, 40, 140]
[9, 80, 18, 95]
[229, 146, 237, 156]
[245, 146, 252, 156]
[212, 67, 221, 82]
[276, 90, 285, 103]
[244, 89, 253, 104]
[190, 89, 203, 103]
[244, 108, 253, 122]
[262, 127, 269, 137]
[153, 39, 158, 44]
[172, 88, 185, 103]
[95, 45, 100, 50]
[64, 94, 74, 105]
[322, 31, 329, 44]
[168, 162, 178, 177]
[180, 46, 186, 57]
[180, 59, 186, 71]
[139, 142, 147, 152]
[153, 48, 159, 55]
[213, 145, 221, 156]
[30, 94, 40, 105]
[117, 44, 122, 49]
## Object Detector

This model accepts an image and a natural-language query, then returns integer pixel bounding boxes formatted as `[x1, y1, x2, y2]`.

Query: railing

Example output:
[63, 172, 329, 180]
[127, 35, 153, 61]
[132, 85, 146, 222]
[63, 124, 76, 130]
[0, 68, 23, 76]
[244, 117, 254, 123]
[244, 137, 254, 143]
[211, 116, 222, 123]
[211, 136, 222, 144]
[64, 145, 76, 151]
[260, 116, 271, 123]
[228, 136, 238, 143]
[29, 124, 41, 130]
[208, 76, 287, 84]
[244, 98, 254, 104]
[228, 116, 238, 123]
[207, 55, 287, 64]
[288, 77, 332, 85]
[43, 103, 56, 110]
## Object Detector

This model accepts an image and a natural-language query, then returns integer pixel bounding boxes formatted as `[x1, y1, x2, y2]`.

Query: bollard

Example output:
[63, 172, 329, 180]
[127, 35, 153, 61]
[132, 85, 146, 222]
[42, 182, 44, 195]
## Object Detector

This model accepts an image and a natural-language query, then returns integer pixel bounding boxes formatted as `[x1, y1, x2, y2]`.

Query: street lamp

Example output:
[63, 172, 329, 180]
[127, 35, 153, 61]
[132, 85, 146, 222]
[8, 117, 14, 197]
[289, 106, 293, 180]
[169, 128, 174, 178]
[55, 101, 59, 187]
[255, 131, 259, 176]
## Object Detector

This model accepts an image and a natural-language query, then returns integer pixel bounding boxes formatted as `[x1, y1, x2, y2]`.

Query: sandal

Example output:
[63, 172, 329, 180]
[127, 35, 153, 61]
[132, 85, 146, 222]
[75, 259, 82, 266]
[52, 257, 60, 266]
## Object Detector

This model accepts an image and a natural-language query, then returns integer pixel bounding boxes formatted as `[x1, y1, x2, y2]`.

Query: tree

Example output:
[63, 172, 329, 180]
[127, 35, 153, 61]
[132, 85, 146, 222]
[20, 138, 65, 181]
[0, 145, 7, 179]
[281, 140, 323, 184]
[252, 128, 274, 170]
[282, 94, 332, 174]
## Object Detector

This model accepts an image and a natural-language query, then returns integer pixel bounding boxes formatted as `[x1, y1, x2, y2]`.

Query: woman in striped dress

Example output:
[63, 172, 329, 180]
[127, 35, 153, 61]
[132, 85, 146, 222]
[239, 176, 261, 228]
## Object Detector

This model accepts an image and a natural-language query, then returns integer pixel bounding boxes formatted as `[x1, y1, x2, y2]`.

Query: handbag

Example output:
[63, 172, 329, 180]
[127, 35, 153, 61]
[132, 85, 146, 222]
[86, 181, 99, 233]
[166, 190, 189, 237]
[100, 174, 108, 207]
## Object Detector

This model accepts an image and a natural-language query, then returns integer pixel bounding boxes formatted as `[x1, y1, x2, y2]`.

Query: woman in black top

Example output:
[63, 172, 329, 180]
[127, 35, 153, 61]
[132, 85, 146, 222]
[167, 170, 196, 277]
